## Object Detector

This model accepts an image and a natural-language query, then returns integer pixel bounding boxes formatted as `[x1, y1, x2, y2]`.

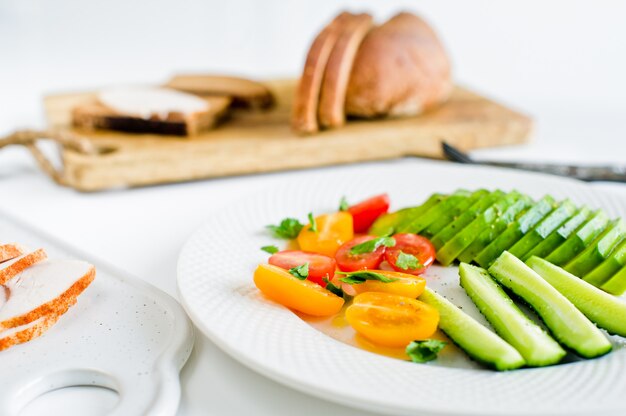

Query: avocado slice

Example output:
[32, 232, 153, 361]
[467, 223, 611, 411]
[522, 207, 592, 261]
[368, 193, 444, 236]
[437, 192, 521, 266]
[567, 219, 626, 282]
[583, 239, 626, 288]
[460, 263, 565, 366]
[457, 196, 532, 263]
[601, 263, 626, 296]
[423, 189, 490, 237]
[508, 200, 577, 260]
[544, 210, 609, 266]
[430, 190, 506, 250]
[475, 195, 555, 268]
[397, 190, 471, 234]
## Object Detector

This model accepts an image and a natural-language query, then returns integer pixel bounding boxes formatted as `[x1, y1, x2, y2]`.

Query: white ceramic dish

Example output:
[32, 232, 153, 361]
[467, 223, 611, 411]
[177, 160, 626, 416]
[0, 212, 194, 416]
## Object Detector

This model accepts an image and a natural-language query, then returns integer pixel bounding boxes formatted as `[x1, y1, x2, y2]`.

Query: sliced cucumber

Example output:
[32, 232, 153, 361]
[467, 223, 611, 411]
[584, 239, 626, 287]
[459, 263, 565, 366]
[489, 251, 611, 358]
[437, 192, 520, 266]
[419, 288, 525, 371]
[508, 200, 577, 260]
[397, 190, 470, 234]
[424, 189, 490, 237]
[527, 256, 626, 337]
[368, 193, 444, 236]
[601, 264, 626, 296]
[475, 196, 555, 268]
[458, 197, 532, 263]
[545, 210, 609, 266]
[522, 207, 592, 261]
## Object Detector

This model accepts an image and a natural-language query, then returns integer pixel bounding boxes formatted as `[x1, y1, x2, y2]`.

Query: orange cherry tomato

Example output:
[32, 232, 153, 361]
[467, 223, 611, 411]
[345, 292, 439, 347]
[297, 212, 353, 257]
[346, 270, 426, 299]
[253, 264, 344, 317]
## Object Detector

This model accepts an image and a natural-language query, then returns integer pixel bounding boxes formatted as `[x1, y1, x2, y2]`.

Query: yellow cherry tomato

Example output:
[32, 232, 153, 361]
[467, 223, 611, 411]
[254, 264, 344, 316]
[297, 212, 353, 257]
[347, 270, 426, 299]
[345, 292, 439, 347]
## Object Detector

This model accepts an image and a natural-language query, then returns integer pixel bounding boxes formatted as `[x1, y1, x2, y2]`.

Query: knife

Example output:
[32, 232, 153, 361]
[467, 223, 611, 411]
[441, 142, 626, 183]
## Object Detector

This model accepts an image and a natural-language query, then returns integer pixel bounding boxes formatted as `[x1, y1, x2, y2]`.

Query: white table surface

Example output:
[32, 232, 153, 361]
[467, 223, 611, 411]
[3, 1, 626, 414]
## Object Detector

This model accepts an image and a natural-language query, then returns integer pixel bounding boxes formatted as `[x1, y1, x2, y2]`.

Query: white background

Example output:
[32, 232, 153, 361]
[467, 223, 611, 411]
[1, 1, 626, 415]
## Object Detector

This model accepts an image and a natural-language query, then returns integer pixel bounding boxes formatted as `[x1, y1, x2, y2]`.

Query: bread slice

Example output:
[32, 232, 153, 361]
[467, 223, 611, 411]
[0, 312, 62, 351]
[291, 12, 352, 134]
[72, 87, 232, 136]
[0, 259, 95, 330]
[166, 75, 275, 110]
[0, 243, 25, 264]
[0, 249, 47, 285]
[318, 13, 373, 128]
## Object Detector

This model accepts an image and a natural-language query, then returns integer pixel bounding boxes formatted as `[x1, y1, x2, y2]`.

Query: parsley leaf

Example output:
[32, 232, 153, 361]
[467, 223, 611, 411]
[323, 278, 344, 297]
[261, 245, 279, 254]
[395, 251, 421, 270]
[337, 270, 398, 285]
[266, 218, 303, 239]
[308, 212, 318, 233]
[406, 339, 447, 363]
[289, 263, 309, 280]
[339, 196, 349, 212]
[349, 236, 396, 255]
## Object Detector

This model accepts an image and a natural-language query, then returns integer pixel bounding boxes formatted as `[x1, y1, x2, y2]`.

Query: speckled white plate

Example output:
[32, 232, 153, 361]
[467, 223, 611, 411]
[0, 212, 194, 416]
[177, 160, 626, 416]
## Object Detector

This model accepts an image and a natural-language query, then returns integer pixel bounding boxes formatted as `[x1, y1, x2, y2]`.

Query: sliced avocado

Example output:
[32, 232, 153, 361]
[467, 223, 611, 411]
[397, 190, 471, 234]
[424, 189, 490, 237]
[475, 196, 555, 268]
[459, 263, 565, 366]
[528, 256, 626, 337]
[368, 193, 444, 236]
[430, 190, 506, 250]
[545, 210, 609, 266]
[584, 239, 626, 288]
[457, 196, 532, 263]
[568, 219, 626, 283]
[419, 288, 525, 371]
[508, 200, 577, 260]
[601, 263, 626, 296]
[522, 207, 592, 261]
[437, 192, 521, 266]
[489, 251, 612, 359]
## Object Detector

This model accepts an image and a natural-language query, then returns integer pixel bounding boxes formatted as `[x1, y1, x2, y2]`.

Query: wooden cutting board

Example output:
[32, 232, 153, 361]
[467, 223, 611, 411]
[43, 79, 532, 191]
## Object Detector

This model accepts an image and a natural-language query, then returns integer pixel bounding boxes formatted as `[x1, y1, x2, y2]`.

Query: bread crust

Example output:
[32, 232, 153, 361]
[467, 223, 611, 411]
[0, 249, 47, 286]
[345, 12, 452, 118]
[291, 12, 352, 134]
[318, 13, 373, 128]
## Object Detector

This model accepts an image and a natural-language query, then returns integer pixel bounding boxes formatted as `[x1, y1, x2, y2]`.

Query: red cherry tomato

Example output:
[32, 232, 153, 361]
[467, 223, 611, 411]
[348, 194, 390, 233]
[385, 233, 436, 275]
[268, 250, 336, 286]
[335, 235, 387, 272]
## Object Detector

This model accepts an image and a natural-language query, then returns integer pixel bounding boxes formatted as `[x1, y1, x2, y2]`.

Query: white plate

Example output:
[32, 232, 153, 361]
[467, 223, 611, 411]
[0, 212, 194, 416]
[177, 160, 626, 416]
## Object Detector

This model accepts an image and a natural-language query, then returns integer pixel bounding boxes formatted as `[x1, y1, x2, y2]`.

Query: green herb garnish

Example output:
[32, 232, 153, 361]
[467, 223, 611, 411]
[395, 251, 421, 270]
[349, 236, 396, 255]
[339, 196, 349, 212]
[289, 263, 309, 280]
[337, 270, 398, 284]
[266, 218, 303, 239]
[323, 278, 344, 297]
[261, 245, 279, 254]
[406, 339, 447, 363]
[308, 212, 318, 233]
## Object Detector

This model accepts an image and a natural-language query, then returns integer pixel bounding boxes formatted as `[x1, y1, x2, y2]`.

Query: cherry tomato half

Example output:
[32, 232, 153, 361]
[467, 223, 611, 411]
[335, 235, 386, 272]
[346, 270, 426, 298]
[269, 250, 336, 286]
[345, 292, 439, 347]
[385, 233, 436, 275]
[254, 264, 344, 316]
[348, 194, 390, 233]
[297, 212, 353, 257]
